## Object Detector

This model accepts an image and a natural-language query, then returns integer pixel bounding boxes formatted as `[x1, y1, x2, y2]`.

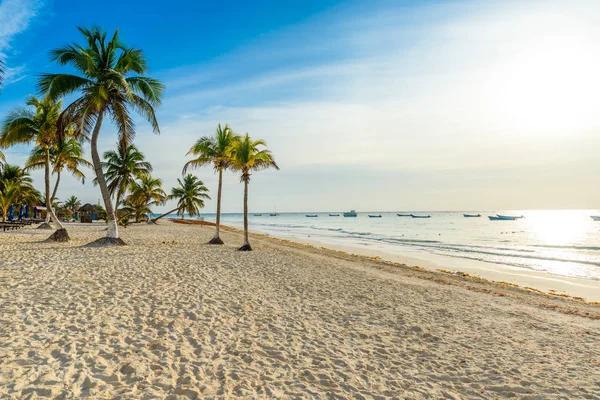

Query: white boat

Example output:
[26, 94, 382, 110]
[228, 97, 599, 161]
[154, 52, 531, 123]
[343, 210, 357, 217]
[591, 216, 600, 221]
[497, 214, 524, 220]
[463, 213, 481, 218]
[489, 215, 521, 221]
[411, 214, 431, 219]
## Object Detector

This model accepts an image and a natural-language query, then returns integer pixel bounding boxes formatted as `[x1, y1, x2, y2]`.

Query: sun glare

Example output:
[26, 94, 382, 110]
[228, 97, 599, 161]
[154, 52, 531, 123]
[482, 33, 600, 138]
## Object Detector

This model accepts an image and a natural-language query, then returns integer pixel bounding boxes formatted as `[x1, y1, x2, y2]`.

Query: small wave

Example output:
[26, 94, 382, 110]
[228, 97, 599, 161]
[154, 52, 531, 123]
[533, 244, 600, 251]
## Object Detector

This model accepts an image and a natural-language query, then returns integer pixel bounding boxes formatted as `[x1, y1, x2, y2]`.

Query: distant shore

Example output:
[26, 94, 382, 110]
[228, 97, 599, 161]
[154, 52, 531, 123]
[1, 222, 598, 398]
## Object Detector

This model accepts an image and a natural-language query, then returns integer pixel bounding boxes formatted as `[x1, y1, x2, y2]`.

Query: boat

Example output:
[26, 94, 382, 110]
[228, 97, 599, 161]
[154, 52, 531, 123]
[397, 213, 411, 217]
[368, 214, 382, 218]
[343, 210, 357, 217]
[463, 213, 481, 217]
[306, 214, 318, 218]
[253, 213, 262, 216]
[497, 214, 524, 219]
[269, 213, 279, 216]
[329, 213, 340, 216]
[591, 216, 600, 221]
[489, 215, 520, 220]
[410, 214, 431, 218]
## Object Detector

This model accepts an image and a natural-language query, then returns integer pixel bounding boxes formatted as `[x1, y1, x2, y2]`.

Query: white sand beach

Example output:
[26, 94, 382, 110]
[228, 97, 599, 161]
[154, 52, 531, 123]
[1, 222, 599, 399]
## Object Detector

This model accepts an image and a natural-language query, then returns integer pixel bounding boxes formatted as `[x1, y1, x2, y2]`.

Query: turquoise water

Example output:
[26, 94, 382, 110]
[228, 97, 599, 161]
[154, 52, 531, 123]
[150, 210, 600, 281]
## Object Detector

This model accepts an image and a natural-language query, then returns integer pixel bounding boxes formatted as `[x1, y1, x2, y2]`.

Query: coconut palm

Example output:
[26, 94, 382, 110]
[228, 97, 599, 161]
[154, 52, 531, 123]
[63, 195, 81, 212]
[39, 26, 164, 246]
[229, 134, 279, 251]
[152, 174, 210, 223]
[96, 143, 152, 214]
[0, 165, 39, 222]
[0, 150, 5, 167]
[0, 95, 74, 240]
[25, 139, 92, 202]
[123, 174, 166, 222]
[183, 123, 238, 244]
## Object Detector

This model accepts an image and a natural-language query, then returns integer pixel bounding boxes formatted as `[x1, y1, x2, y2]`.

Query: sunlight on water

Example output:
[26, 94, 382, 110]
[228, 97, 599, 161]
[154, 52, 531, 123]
[525, 210, 589, 245]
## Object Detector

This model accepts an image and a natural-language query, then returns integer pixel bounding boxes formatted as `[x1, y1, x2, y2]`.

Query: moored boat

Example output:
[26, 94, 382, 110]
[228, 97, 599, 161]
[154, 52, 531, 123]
[269, 213, 279, 216]
[497, 214, 524, 220]
[343, 210, 357, 217]
[397, 213, 411, 217]
[489, 215, 520, 220]
[253, 213, 262, 216]
[591, 216, 600, 221]
[463, 213, 481, 217]
[329, 213, 340, 216]
[368, 214, 382, 218]
[410, 214, 431, 218]
[306, 214, 318, 218]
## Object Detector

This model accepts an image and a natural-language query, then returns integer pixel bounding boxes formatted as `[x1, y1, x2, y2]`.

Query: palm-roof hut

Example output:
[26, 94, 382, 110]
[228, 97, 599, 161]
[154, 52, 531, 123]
[78, 203, 98, 223]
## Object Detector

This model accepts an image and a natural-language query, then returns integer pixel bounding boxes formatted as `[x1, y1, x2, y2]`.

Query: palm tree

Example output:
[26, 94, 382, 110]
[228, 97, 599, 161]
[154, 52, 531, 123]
[183, 123, 238, 244]
[97, 143, 152, 214]
[63, 195, 81, 213]
[152, 174, 210, 223]
[123, 174, 166, 223]
[0, 164, 39, 222]
[39, 26, 164, 246]
[0, 95, 74, 241]
[25, 138, 92, 202]
[229, 134, 279, 251]
[0, 150, 5, 167]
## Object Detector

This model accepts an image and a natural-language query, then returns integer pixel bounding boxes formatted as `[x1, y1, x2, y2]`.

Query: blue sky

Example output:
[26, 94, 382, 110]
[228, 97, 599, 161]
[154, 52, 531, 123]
[1, 0, 600, 212]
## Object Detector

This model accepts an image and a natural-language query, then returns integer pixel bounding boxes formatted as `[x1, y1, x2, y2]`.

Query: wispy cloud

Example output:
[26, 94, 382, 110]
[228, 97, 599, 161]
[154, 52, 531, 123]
[0, 0, 45, 84]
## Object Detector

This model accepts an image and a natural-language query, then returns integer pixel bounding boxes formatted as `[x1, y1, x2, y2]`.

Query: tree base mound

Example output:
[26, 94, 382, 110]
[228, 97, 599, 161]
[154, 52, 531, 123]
[46, 228, 70, 242]
[238, 243, 253, 251]
[208, 237, 224, 245]
[86, 237, 127, 247]
[37, 223, 54, 230]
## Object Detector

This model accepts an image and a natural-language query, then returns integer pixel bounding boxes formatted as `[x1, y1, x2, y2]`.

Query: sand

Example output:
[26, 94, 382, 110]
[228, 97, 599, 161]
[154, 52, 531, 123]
[1, 222, 599, 399]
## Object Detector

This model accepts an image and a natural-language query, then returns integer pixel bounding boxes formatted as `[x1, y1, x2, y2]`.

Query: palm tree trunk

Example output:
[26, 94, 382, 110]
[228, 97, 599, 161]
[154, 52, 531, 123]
[239, 178, 251, 251]
[208, 168, 225, 244]
[151, 207, 180, 223]
[50, 170, 61, 203]
[89, 112, 124, 245]
[44, 148, 63, 229]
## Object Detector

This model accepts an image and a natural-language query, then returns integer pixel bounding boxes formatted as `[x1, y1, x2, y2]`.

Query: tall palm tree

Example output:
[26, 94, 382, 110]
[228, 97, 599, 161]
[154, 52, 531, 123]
[39, 26, 164, 246]
[0, 59, 4, 93]
[183, 123, 238, 244]
[152, 174, 210, 223]
[63, 195, 81, 213]
[229, 134, 279, 251]
[97, 143, 152, 213]
[123, 174, 166, 222]
[25, 138, 92, 202]
[0, 95, 74, 241]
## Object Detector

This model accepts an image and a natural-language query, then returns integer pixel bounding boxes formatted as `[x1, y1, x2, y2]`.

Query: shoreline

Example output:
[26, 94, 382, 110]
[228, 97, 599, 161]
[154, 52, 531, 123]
[174, 219, 600, 306]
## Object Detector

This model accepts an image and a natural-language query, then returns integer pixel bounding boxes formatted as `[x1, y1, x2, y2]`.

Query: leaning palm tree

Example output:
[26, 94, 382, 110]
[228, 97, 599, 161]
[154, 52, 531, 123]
[96, 143, 152, 214]
[229, 134, 279, 251]
[0, 95, 74, 241]
[183, 123, 238, 244]
[39, 26, 164, 246]
[151, 174, 210, 223]
[0, 59, 4, 93]
[25, 138, 92, 202]
[0, 150, 5, 167]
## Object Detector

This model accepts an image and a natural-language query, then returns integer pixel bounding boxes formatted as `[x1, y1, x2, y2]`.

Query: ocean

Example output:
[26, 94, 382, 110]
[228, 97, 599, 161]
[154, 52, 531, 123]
[150, 210, 600, 282]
